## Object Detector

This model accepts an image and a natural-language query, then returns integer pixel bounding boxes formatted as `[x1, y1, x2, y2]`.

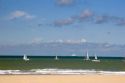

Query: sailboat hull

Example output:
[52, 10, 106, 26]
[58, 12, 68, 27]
[23, 57, 29, 61]
[92, 60, 100, 62]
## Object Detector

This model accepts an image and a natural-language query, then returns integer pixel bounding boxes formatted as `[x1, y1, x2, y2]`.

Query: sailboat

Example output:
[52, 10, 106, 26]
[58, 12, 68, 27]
[92, 54, 100, 62]
[55, 55, 59, 60]
[23, 54, 30, 61]
[84, 51, 90, 60]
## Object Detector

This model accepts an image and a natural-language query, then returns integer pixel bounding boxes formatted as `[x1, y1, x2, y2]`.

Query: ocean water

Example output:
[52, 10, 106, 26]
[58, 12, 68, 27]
[0, 56, 125, 74]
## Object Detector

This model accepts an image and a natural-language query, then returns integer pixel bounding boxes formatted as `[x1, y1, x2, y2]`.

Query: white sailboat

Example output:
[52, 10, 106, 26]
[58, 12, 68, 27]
[92, 54, 100, 62]
[55, 55, 59, 60]
[23, 54, 29, 61]
[84, 51, 90, 60]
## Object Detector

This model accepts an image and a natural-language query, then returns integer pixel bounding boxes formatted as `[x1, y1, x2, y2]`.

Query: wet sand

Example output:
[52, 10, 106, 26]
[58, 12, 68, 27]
[0, 75, 125, 83]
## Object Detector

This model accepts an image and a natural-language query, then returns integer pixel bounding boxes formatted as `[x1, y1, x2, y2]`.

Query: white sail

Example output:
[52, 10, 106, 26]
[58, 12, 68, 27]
[85, 51, 90, 60]
[92, 53, 100, 62]
[23, 54, 29, 61]
[86, 51, 89, 60]
[55, 55, 59, 60]
[95, 54, 97, 60]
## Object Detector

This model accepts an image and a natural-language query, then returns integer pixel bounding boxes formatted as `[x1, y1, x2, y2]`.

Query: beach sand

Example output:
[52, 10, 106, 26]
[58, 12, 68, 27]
[0, 75, 125, 83]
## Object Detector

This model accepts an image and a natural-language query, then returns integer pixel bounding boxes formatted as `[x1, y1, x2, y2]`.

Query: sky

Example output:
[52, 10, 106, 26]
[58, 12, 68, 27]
[0, 0, 125, 45]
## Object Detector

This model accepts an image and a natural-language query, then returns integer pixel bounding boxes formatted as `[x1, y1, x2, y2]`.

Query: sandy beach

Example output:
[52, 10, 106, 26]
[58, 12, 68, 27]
[0, 75, 125, 83]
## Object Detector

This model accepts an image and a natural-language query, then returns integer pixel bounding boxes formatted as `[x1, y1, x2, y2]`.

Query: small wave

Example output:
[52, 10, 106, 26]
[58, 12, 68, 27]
[0, 69, 125, 75]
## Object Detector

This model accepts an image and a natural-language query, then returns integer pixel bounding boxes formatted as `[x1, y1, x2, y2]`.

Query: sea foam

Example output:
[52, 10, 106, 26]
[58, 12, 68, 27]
[0, 69, 125, 75]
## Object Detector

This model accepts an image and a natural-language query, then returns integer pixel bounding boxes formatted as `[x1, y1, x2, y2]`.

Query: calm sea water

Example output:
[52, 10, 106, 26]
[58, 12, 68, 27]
[0, 56, 125, 71]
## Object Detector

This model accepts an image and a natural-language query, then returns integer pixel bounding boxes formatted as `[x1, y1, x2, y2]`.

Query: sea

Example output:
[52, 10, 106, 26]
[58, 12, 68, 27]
[0, 55, 125, 75]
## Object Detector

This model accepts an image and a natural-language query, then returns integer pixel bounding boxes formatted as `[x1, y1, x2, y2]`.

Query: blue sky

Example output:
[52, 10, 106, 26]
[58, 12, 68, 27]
[0, 0, 125, 45]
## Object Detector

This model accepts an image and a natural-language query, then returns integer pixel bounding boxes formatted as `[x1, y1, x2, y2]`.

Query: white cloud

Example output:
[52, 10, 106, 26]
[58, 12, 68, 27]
[117, 19, 125, 26]
[64, 38, 87, 43]
[52, 8, 125, 27]
[9, 10, 35, 20]
[54, 18, 74, 27]
[53, 9, 94, 27]
[81, 38, 87, 43]
[31, 38, 43, 44]
[56, 39, 64, 43]
[45, 38, 87, 43]
[79, 9, 93, 20]
[95, 16, 107, 24]
[56, 0, 74, 6]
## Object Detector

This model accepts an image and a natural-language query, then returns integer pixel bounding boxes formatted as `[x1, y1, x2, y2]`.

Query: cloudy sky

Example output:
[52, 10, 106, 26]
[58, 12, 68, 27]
[0, 0, 125, 45]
